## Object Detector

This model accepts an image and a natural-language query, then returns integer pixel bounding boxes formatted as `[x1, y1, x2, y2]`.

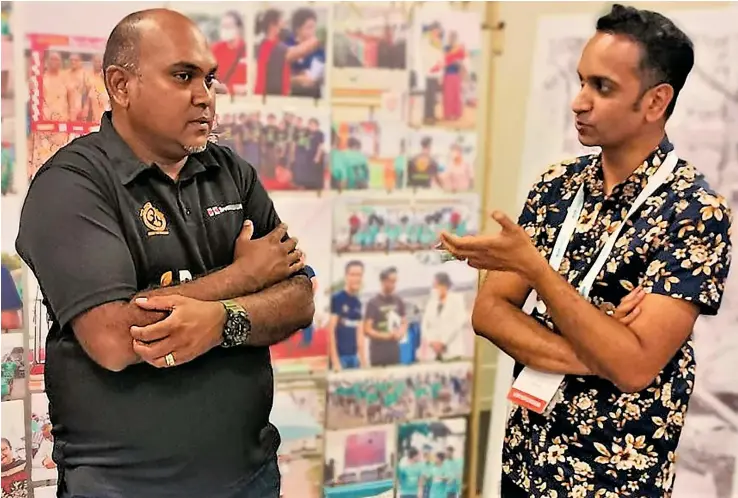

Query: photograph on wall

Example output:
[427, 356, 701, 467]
[30, 392, 56, 482]
[27, 271, 49, 392]
[216, 104, 329, 190]
[331, 3, 408, 106]
[326, 362, 474, 430]
[327, 253, 477, 371]
[26, 34, 108, 179]
[252, 3, 328, 100]
[270, 195, 332, 375]
[271, 379, 325, 498]
[1, 400, 29, 496]
[406, 129, 476, 191]
[408, 6, 481, 130]
[2, 3, 20, 199]
[333, 195, 479, 254]
[330, 111, 407, 191]
[1, 193, 23, 334]
[34, 487, 58, 498]
[171, 4, 249, 98]
[1, 333, 25, 401]
[396, 418, 467, 498]
[323, 424, 396, 498]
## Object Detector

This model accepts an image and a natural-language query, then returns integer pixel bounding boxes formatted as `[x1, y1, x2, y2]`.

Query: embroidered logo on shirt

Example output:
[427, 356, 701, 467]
[139, 202, 169, 236]
[206, 203, 243, 218]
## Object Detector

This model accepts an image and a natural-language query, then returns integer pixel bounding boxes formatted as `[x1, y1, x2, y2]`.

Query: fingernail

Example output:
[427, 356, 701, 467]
[244, 220, 252, 227]
[135, 297, 148, 304]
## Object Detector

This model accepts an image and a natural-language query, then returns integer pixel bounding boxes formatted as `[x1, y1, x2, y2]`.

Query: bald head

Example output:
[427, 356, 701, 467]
[102, 9, 203, 93]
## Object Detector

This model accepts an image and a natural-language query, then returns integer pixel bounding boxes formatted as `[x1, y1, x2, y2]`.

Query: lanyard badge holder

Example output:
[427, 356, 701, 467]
[507, 151, 679, 416]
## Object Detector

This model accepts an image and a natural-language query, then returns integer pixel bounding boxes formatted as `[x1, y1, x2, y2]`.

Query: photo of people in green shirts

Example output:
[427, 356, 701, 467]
[397, 419, 466, 498]
[333, 197, 478, 254]
[331, 118, 407, 191]
[326, 363, 472, 430]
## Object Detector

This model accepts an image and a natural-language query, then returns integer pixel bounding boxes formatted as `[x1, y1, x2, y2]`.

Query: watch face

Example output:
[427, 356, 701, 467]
[223, 308, 251, 348]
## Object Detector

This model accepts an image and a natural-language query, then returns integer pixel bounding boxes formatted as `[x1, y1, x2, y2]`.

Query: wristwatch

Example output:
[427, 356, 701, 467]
[220, 299, 252, 348]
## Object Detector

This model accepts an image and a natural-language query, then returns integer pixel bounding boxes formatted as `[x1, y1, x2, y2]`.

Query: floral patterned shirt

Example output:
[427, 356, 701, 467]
[503, 137, 733, 497]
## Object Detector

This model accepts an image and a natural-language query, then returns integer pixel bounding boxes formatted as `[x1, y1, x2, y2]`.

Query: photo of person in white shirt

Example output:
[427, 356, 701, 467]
[420, 272, 470, 361]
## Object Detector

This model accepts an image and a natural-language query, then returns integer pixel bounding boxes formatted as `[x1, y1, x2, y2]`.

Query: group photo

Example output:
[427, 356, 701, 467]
[328, 253, 477, 372]
[270, 196, 332, 375]
[396, 418, 466, 498]
[215, 106, 329, 190]
[30, 392, 56, 482]
[333, 197, 478, 254]
[330, 116, 407, 191]
[406, 129, 476, 191]
[1, 400, 27, 495]
[408, 7, 480, 130]
[326, 363, 473, 430]
[252, 4, 328, 100]
[272, 380, 325, 498]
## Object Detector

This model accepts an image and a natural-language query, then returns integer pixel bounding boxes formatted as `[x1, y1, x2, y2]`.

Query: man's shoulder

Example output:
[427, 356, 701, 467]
[30, 132, 114, 187]
[671, 161, 732, 225]
[534, 154, 595, 187]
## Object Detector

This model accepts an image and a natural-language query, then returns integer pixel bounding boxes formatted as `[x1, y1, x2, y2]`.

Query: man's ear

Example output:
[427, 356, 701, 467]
[644, 83, 674, 123]
[105, 66, 132, 108]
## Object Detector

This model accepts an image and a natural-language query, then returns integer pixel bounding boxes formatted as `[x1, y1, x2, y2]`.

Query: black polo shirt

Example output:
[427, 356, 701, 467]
[16, 112, 305, 498]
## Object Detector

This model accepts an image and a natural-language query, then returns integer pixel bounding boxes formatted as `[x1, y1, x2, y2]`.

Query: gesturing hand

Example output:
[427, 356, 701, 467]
[233, 221, 306, 291]
[611, 286, 646, 326]
[130, 295, 226, 368]
[440, 211, 542, 279]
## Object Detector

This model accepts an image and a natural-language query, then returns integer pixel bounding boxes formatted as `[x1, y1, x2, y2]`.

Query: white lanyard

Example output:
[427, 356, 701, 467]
[524, 150, 679, 312]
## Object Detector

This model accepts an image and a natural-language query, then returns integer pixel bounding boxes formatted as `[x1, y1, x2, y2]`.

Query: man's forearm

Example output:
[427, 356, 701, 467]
[528, 262, 645, 389]
[137, 264, 257, 302]
[232, 274, 314, 347]
[472, 297, 594, 376]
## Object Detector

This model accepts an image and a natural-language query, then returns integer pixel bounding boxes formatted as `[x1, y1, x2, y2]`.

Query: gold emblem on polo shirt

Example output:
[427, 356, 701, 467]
[140, 202, 169, 236]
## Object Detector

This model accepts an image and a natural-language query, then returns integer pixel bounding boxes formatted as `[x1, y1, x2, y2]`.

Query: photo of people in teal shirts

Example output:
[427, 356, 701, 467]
[397, 419, 466, 498]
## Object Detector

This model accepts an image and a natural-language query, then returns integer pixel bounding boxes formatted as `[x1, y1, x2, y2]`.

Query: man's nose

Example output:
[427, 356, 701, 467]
[571, 86, 593, 115]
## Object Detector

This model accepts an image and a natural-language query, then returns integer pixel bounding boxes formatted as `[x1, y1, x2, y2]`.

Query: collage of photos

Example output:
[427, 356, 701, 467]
[331, 110, 408, 191]
[324, 424, 396, 498]
[216, 105, 330, 191]
[253, 3, 329, 100]
[396, 418, 466, 498]
[270, 196, 332, 375]
[272, 380, 326, 498]
[333, 196, 479, 254]
[327, 252, 477, 372]
[408, 6, 481, 130]
[326, 362, 473, 430]
[1, 3, 483, 496]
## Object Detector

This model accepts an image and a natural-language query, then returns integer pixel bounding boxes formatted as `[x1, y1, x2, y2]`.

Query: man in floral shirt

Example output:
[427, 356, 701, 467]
[441, 4, 732, 497]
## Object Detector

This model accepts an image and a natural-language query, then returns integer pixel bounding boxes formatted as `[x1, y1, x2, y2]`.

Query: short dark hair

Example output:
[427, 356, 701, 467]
[420, 136, 432, 148]
[345, 260, 364, 273]
[291, 8, 317, 33]
[102, 11, 146, 92]
[434, 272, 452, 288]
[595, 4, 694, 118]
[257, 9, 282, 35]
[223, 10, 243, 30]
[380, 267, 397, 281]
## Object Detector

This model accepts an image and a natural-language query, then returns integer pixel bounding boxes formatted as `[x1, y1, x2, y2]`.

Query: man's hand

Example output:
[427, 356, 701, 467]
[612, 286, 646, 326]
[440, 211, 543, 281]
[129, 296, 226, 368]
[233, 221, 305, 291]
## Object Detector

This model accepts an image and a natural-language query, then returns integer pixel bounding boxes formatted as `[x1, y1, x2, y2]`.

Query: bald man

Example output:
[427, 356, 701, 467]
[17, 9, 315, 498]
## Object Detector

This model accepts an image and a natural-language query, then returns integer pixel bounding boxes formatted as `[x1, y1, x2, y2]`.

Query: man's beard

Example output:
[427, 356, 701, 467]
[183, 143, 207, 154]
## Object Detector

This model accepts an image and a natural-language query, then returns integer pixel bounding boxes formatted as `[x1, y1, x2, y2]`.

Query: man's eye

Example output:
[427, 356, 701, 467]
[174, 73, 192, 82]
[205, 74, 216, 87]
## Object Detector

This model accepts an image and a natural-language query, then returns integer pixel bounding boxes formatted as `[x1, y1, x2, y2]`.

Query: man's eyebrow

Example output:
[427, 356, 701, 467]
[169, 61, 219, 74]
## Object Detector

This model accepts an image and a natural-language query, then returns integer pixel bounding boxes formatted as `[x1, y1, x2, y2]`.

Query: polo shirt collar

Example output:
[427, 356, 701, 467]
[99, 111, 220, 185]
[583, 135, 674, 203]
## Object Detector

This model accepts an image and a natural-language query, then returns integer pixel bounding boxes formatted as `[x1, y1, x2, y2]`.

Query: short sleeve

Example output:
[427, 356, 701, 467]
[642, 190, 733, 315]
[364, 299, 379, 322]
[15, 163, 138, 328]
[330, 293, 341, 315]
[397, 298, 406, 317]
[232, 149, 311, 280]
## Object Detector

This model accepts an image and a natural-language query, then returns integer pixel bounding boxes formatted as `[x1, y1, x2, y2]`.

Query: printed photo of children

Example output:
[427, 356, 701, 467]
[31, 392, 57, 482]
[215, 105, 329, 190]
[1, 400, 28, 496]
[407, 129, 476, 191]
[253, 4, 328, 100]
[396, 418, 466, 498]
[409, 6, 481, 130]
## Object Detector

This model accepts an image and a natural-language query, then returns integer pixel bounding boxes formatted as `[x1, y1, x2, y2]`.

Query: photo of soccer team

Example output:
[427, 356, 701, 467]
[215, 106, 329, 191]
[333, 196, 479, 254]
[326, 363, 473, 430]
